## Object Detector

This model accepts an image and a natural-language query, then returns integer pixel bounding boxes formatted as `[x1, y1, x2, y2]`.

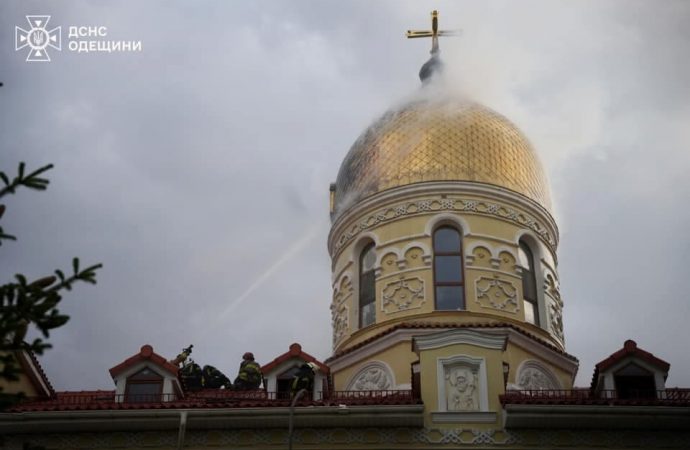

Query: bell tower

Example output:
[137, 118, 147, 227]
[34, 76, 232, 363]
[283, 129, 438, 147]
[326, 11, 577, 427]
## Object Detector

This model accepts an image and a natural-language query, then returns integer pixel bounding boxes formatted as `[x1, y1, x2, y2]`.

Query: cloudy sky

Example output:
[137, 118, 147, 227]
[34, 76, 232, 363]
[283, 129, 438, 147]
[1, 1, 689, 391]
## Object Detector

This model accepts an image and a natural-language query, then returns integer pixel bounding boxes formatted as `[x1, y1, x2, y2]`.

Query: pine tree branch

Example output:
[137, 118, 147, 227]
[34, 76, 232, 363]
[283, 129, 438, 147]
[0, 163, 53, 198]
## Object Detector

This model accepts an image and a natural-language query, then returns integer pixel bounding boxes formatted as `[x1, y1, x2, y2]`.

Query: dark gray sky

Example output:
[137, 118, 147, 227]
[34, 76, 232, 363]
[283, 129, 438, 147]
[1, 1, 689, 390]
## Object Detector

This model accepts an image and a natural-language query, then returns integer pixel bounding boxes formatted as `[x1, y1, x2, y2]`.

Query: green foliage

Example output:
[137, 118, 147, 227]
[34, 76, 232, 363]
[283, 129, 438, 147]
[0, 163, 102, 409]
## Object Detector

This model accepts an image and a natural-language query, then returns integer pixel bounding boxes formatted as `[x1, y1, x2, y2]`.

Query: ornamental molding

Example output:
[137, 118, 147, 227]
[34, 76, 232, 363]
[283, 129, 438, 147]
[345, 360, 395, 391]
[514, 359, 563, 390]
[330, 326, 577, 377]
[544, 273, 564, 344]
[413, 329, 508, 352]
[382, 276, 425, 313]
[474, 276, 520, 313]
[547, 299, 564, 344]
[332, 273, 353, 300]
[466, 265, 521, 281]
[431, 411, 497, 424]
[330, 328, 438, 372]
[465, 241, 517, 264]
[331, 303, 349, 349]
[331, 274, 352, 349]
[377, 266, 428, 282]
[329, 182, 558, 257]
[500, 329, 577, 377]
[331, 196, 555, 259]
[15, 428, 690, 448]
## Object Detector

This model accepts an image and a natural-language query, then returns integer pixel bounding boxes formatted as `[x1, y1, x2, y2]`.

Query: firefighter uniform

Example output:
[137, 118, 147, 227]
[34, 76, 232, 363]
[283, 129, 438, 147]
[234, 353, 262, 390]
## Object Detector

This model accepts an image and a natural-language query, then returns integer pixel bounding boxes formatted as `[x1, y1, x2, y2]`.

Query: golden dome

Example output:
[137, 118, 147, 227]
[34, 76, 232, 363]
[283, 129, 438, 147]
[334, 99, 551, 216]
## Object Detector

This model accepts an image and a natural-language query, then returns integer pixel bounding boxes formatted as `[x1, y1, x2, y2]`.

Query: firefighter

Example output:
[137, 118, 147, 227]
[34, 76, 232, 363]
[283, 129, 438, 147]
[234, 352, 262, 390]
[202, 365, 232, 389]
[180, 359, 203, 390]
[291, 362, 317, 397]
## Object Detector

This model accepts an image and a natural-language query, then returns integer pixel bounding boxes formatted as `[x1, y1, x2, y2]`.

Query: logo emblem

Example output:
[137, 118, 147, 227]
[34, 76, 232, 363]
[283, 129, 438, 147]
[15, 16, 61, 62]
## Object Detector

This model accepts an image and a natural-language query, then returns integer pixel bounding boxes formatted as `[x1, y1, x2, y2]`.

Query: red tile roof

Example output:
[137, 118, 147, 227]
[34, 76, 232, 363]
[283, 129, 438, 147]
[9, 389, 419, 412]
[326, 321, 577, 363]
[108, 345, 179, 379]
[596, 339, 670, 372]
[590, 339, 670, 389]
[261, 343, 330, 374]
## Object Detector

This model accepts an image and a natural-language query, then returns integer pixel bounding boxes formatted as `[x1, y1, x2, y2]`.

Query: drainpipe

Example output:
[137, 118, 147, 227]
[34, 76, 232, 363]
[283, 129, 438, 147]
[177, 410, 188, 450]
[288, 389, 308, 450]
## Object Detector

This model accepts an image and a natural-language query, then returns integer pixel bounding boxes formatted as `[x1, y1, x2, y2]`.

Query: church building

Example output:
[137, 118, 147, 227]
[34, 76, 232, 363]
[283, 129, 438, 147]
[2, 10, 689, 450]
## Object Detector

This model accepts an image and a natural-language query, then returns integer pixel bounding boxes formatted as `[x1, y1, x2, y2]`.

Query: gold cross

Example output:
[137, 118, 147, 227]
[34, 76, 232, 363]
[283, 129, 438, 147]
[406, 10, 461, 54]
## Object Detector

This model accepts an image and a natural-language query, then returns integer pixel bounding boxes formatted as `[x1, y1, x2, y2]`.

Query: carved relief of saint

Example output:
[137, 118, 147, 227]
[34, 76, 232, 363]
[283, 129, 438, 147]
[445, 366, 479, 411]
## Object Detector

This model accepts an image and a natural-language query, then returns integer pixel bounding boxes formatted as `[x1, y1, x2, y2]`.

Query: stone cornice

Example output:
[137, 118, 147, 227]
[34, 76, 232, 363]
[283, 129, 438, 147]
[328, 323, 575, 375]
[328, 328, 431, 372]
[413, 329, 508, 352]
[498, 328, 577, 378]
[328, 182, 559, 259]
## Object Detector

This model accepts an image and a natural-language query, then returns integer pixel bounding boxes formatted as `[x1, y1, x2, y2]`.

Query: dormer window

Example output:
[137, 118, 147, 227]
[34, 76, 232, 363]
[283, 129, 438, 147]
[614, 363, 656, 399]
[125, 368, 163, 403]
[592, 340, 669, 401]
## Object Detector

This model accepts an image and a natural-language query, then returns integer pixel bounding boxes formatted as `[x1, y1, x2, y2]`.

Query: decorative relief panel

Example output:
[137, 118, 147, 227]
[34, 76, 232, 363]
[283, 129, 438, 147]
[445, 364, 480, 411]
[382, 276, 425, 313]
[469, 246, 492, 268]
[545, 274, 564, 342]
[548, 299, 564, 343]
[331, 304, 349, 348]
[498, 251, 516, 273]
[404, 246, 426, 268]
[331, 276, 352, 348]
[380, 252, 399, 276]
[346, 362, 393, 391]
[333, 196, 556, 255]
[474, 276, 519, 313]
[515, 361, 560, 390]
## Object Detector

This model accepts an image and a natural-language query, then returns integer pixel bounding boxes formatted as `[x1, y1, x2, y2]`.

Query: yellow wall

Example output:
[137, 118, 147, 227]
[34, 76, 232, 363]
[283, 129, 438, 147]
[0, 352, 41, 397]
[417, 342, 506, 429]
[332, 341, 416, 390]
[329, 188, 563, 356]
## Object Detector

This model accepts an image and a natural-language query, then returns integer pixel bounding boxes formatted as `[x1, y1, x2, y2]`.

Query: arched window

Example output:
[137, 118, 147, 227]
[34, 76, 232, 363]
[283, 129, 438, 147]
[433, 226, 465, 310]
[359, 243, 376, 328]
[518, 241, 539, 325]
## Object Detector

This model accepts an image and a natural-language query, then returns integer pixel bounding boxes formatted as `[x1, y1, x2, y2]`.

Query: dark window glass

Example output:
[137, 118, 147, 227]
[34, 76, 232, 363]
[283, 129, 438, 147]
[519, 241, 539, 325]
[359, 244, 376, 328]
[436, 286, 465, 310]
[615, 375, 656, 399]
[126, 368, 163, 403]
[434, 227, 461, 252]
[433, 227, 464, 310]
[435, 256, 463, 282]
[126, 382, 162, 403]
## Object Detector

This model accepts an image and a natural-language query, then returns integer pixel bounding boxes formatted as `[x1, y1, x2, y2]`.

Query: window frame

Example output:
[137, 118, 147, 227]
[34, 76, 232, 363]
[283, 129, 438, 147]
[124, 367, 164, 403]
[432, 226, 465, 311]
[358, 242, 376, 328]
[519, 240, 540, 326]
